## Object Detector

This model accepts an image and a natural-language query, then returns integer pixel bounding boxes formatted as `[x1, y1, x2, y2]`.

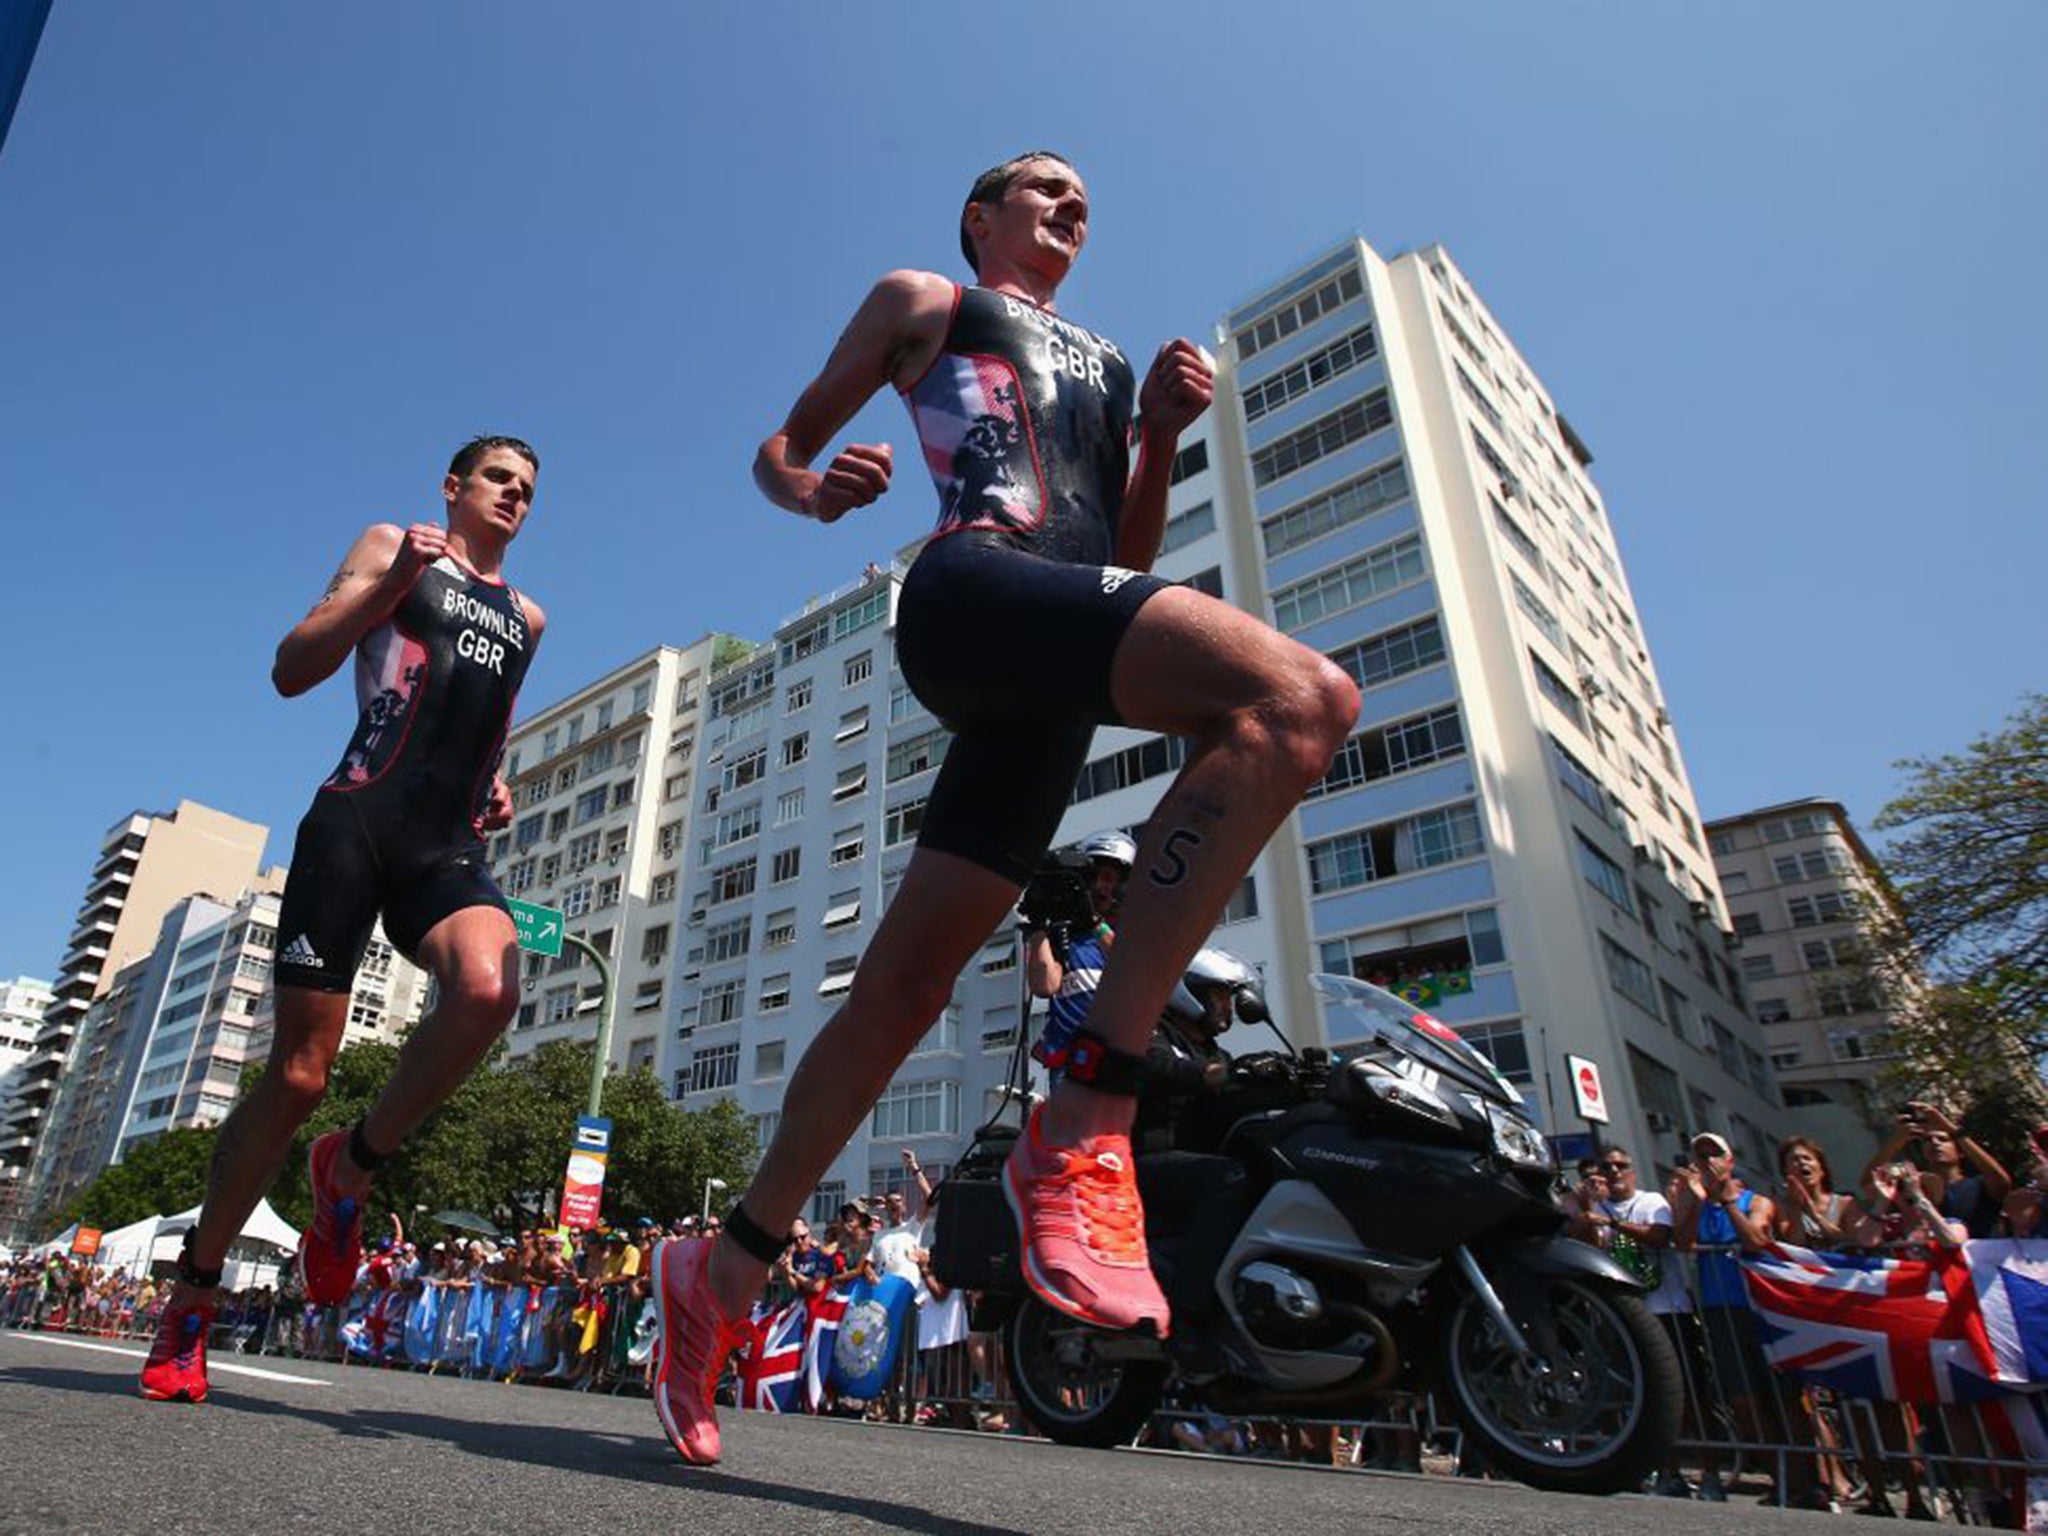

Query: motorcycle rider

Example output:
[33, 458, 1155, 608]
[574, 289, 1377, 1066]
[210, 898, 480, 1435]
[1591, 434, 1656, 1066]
[1134, 946, 1257, 1155]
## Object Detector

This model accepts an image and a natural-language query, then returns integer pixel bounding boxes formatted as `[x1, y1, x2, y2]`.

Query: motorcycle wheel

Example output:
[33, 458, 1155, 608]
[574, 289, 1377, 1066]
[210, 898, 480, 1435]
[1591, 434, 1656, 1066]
[1004, 1297, 1166, 1449]
[1438, 1277, 1679, 1495]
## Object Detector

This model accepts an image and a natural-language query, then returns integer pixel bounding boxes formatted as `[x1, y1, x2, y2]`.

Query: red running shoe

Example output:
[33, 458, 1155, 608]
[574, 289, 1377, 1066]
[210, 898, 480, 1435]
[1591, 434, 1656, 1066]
[297, 1129, 365, 1306]
[651, 1237, 748, 1466]
[138, 1296, 216, 1402]
[1003, 1104, 1170, 1336]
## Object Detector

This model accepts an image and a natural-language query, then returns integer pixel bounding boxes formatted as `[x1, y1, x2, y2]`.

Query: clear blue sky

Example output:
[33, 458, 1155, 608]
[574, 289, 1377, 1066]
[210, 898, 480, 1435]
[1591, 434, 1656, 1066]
[1, 3, 2040, 982]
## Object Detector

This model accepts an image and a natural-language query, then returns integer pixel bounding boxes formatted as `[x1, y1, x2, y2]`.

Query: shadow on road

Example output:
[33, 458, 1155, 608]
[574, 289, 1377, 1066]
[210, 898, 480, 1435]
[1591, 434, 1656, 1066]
[0, 1362, 1027, 1535]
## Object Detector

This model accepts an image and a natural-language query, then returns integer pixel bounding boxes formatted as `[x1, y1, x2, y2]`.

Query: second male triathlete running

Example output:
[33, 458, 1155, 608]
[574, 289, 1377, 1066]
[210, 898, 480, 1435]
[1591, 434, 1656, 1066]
[139, 436, 545, 1404]
[646, 153, 1359, 1467]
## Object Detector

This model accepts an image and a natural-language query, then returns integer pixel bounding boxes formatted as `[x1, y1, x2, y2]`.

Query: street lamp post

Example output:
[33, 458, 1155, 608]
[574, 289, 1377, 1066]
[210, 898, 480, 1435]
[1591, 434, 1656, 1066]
[702, 1176, 728, 1223]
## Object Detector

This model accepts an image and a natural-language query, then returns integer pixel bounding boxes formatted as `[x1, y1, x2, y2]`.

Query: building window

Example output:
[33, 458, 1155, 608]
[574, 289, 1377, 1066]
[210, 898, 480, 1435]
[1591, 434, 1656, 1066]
[785, 678, 812, 713]
[835, 707, 870, 745]
[563, 879, 593, 918]
[832, 587, 888, 641]
[759, 974, 790, 1013]
[1510, 572, 1565, 651]
[830, 826, 865, 866]
[709, 857, 757, 905]
[641, 923, 671, 965]
[980, 937, 1018, 974]
[843, 651, 874, 688]
[700, 979, 744, 1026]
[822, 890, 862, 930]
[818, 955, 858, 997]
[1240, 323, 1379, 423]
[1732, 912, 1765, 939]
[1251, 390, 1394, 487]
[776, 787, 805, 826]
[651, 871, 676, 905]
[1601, 934, 1659, 1015]
[1261, 458, 1411, 559]
[1159, 500, 1216, 555]
[781, 732, 810, 769]
[833, 764, 868, 802]
[722, 747, 767, 795]
[1069, 732, 1189, 805]
[1232, 265, 1363, 359]
[1327, 613, 1445, 695]
[1576, 834, 1634, 913]
[657, 821, 682, 860]
[884, 797, 927, 847]
[1168, 440, 1209, 484]
[1740, 953, 1777, 980]
[1787, 892, 1851, 927]
[1309, 705, 1466, 798]
[1531, 653, 1586, 730]
[872, 1078, 959, 1139]
[770, 846, 801, 884]
[1271, 533, 1424, 633]
[704, 917, 750, 965]
[764, 909, 797, 949]
[1218, 876, 1259, 924]
[888, 681, 927, 726]
[887, 728, 949, 784]
[754, 1039, 786, 1077]
[1305, 800, 1485, 894]
[689, 1042, 740, 1093]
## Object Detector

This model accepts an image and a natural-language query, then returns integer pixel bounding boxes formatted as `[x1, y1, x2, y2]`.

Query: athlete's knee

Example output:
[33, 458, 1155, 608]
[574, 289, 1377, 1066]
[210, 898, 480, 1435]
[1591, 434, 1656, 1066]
[1219, 656, 1359, 788]
[440, 959, 519, 1026]
[275, 1051, 332, 1116]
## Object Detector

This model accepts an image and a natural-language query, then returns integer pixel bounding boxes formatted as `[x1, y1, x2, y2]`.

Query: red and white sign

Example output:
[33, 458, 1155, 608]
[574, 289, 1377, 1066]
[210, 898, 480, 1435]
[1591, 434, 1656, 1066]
[1566, 1054, 1610, 1124]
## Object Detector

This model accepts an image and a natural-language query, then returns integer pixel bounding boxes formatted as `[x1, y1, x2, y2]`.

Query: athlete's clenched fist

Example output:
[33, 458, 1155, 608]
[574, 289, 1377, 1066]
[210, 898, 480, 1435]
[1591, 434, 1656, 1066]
[1138, 339, 1214, 441]
[803, 443, 893, 523]
[390, 522, 451, 585]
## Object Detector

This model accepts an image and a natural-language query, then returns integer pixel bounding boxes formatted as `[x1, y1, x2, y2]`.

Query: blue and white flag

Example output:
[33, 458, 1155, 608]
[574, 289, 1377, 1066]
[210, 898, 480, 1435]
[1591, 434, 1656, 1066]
[828, 1274, 917, 1400]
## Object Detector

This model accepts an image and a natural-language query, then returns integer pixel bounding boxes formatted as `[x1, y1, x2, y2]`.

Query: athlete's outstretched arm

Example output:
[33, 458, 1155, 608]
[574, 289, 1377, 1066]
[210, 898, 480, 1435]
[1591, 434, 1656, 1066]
[272, 522, 442, 697]
[1114, 341, 1215, 572]
[753, 269, 954, 522]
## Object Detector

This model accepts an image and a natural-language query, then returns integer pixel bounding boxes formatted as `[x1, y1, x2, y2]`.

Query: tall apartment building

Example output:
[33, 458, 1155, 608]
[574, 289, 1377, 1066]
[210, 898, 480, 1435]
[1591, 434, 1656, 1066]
[1180, 238, 1786, 1171]
[644, 235, 1791, 1212]
[0, 977, 53, 1145]
[488, 641, 726, 1073]
[1707, 800, 1902, 1173]
[0, 800, 273, 1240]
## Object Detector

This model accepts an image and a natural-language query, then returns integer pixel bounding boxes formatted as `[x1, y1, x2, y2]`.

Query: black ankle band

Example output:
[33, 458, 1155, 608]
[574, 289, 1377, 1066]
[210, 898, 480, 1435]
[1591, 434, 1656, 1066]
[722, 1200, 784, 1265]
[177, 1235, 223, 1290]
[1061, 1029, 1146, 1097]
[348, 1119, 393, 1173]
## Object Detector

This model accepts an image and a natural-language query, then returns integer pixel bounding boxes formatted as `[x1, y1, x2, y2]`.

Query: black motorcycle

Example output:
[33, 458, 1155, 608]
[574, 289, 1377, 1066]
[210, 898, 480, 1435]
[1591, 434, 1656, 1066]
[934, 973, 1680, 1495]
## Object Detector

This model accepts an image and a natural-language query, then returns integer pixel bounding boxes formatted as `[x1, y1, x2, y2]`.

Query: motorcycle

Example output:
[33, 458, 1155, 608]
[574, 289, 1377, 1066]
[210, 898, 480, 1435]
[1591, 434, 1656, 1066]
[933, 973, 1680, 1495]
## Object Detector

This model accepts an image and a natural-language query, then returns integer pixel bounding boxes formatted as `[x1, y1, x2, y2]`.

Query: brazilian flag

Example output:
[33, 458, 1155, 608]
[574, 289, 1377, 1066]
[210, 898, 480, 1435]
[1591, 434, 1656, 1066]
[1438, 970, 1474, 997]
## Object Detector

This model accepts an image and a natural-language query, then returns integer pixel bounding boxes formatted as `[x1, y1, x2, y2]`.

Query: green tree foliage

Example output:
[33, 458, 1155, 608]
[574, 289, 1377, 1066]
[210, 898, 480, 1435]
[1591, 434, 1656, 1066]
[243, 1037, 755, 1241]
[1875, 693, 2047, 1037]
[1878, 981, 2048, 1175]
[55, 1126, 218, 1233]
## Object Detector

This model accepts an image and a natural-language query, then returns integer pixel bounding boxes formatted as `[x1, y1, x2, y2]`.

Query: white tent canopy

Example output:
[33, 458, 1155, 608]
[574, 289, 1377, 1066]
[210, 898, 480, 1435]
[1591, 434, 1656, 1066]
[155, 1197, 300, 1253]
[92, 1214, 165, 1274]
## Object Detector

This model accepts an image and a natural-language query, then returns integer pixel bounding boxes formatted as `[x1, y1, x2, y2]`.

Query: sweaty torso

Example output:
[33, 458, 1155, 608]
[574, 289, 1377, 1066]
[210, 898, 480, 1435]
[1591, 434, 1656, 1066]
[323, 554, 534, 833]
[902, 285, 1136, 566]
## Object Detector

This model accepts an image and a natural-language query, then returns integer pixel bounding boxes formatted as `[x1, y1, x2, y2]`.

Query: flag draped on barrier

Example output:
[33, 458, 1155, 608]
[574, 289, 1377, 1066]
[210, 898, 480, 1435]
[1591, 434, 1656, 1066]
[828, 1274, 917, 1401]
[803, 1289, 849, 1412]
[737, 1300, 808, 1412]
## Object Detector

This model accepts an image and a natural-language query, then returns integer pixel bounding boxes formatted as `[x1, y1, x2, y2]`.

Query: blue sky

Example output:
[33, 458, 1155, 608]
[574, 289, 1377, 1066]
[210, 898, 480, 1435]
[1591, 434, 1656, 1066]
[1, 3, 2040, 982]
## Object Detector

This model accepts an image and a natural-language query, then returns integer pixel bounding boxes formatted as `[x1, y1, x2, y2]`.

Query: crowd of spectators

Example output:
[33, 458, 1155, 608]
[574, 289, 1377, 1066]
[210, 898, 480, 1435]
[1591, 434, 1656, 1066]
[1560, 1107, 2048, 1520]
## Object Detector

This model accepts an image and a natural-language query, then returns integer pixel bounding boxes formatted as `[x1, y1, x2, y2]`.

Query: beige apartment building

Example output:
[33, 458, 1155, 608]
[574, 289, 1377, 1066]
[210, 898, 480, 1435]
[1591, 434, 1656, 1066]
[487, 640, 727, 1076]
[1708, 799, 1902, 1173]
[0, 800, 274, 1241]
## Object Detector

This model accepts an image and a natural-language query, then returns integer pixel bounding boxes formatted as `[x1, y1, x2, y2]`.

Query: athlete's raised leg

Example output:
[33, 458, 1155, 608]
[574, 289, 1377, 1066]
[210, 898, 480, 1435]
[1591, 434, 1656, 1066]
[329, 905, 521, 1193]
[1043, 585, 1358, 1143]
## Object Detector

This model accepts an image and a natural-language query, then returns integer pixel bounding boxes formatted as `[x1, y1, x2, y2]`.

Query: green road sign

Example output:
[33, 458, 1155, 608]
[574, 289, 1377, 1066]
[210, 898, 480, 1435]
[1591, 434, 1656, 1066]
[507, 897, 564, 958]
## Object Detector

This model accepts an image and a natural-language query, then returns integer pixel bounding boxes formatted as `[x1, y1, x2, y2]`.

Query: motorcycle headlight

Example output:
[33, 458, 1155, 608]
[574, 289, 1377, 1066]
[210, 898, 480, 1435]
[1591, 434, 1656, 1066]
[1485, 1103, 1553, 1172]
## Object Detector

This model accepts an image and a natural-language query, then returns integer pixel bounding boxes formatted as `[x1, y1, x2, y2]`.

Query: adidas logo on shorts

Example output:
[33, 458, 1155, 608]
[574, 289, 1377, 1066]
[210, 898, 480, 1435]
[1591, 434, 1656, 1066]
[281, 934, 325, 969]
[1099, 567, 1138, 595]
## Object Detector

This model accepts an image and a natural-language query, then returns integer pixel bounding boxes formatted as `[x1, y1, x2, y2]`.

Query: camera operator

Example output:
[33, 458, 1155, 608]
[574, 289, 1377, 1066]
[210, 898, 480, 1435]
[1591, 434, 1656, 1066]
[1021, 832, 1134, 1074]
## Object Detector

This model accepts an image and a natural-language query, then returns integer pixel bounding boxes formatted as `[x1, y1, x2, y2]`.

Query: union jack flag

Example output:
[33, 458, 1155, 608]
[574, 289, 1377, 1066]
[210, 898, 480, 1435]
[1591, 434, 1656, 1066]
[802, 1289, 849, 1413]
[735, 1300, 807, 1413]
[1741, 1241, 2048, 1404]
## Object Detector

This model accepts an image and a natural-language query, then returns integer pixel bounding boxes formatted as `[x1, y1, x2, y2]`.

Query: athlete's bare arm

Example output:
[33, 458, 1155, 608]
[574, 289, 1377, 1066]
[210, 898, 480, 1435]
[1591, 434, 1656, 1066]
[273, 522, 446, 697]
[753, 269, 956, 522]
[1114, 340, 1215, 571]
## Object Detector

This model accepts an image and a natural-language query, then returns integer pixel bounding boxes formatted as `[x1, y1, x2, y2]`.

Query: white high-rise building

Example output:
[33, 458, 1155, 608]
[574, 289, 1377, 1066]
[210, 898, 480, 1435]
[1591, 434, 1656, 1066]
[649, 235, 1790, 1211]
[489, 640, 726, 1074]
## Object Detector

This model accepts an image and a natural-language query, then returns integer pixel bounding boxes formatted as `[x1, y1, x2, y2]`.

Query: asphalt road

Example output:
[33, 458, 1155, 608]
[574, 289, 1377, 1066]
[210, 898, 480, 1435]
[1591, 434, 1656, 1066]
[0, 1330, 1838, 1536]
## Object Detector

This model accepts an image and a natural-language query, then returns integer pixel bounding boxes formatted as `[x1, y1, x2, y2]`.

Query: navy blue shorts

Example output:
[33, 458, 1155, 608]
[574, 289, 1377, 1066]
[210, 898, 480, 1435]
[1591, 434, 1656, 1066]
[273, 791, 508, 992]
[893, 531, 1171, 885]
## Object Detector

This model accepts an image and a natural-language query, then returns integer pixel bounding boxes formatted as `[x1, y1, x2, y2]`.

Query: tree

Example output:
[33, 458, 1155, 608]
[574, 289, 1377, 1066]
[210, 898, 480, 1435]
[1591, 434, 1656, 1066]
[1877, 981, 2048, 1175]
[54, 1126, 218, 1234]
[1875, 693, 2047, 1039]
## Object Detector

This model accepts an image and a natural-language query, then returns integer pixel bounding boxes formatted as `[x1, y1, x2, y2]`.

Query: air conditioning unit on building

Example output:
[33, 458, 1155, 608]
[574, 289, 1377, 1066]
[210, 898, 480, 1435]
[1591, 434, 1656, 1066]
[1645, 1110, 1676, 1132]
[1631, 843, 1652, 863]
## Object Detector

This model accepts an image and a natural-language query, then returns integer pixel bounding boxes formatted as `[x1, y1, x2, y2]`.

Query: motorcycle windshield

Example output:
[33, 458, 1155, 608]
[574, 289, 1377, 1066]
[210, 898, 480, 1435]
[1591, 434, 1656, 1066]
[1312, 972, 1520, 1105]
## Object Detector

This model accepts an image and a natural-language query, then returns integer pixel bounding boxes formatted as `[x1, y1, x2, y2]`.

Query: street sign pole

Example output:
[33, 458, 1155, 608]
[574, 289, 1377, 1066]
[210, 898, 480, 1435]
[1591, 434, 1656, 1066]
[506, 897, 615, 1117]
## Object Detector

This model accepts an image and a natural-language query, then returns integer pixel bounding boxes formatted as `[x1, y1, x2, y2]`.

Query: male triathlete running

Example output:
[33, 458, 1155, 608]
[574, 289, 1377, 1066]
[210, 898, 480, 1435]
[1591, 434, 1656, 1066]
[650, 151, 1359, 1466]
[139, 436, 545, 1403]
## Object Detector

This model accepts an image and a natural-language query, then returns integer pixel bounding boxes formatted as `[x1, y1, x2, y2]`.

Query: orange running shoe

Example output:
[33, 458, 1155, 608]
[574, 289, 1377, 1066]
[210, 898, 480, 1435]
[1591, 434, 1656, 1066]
[297, 1128, 365, 1306]
[1002, 1104, 1169, 1336]
[651, 1237, 749, 1466]
[138, 1296, 216, 1403]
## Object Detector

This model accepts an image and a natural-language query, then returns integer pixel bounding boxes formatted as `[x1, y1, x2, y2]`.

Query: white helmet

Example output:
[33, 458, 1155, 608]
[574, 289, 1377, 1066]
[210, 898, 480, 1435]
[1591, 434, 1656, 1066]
[1076, 831, 1136, 868]
[1165, 947, 1266, 1027]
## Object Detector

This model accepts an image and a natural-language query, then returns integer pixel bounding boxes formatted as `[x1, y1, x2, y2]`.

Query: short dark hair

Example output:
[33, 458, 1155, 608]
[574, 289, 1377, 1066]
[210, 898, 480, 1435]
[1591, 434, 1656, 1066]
[448, 434, 539, 479]
[959, 150, 1076, 273]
